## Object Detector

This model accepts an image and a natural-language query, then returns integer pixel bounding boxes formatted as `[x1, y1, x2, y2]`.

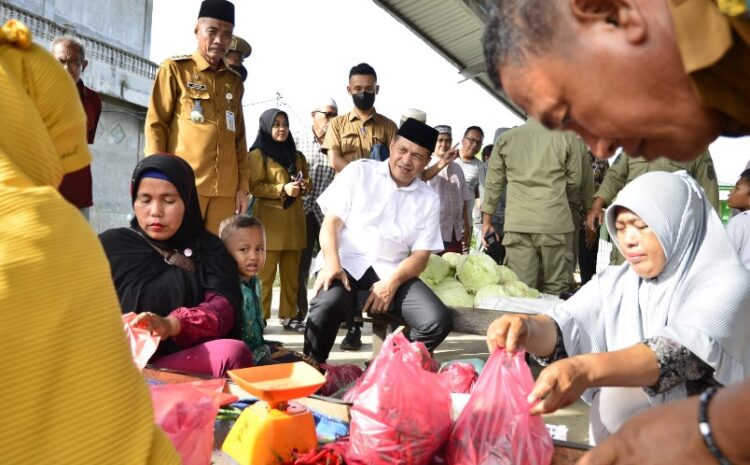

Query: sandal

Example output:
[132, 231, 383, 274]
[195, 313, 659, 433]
[282, 316, 306, 333]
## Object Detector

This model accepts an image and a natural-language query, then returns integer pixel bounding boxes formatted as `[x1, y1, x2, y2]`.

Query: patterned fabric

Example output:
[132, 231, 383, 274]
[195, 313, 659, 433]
[591, 154, 609, 194]
[298, 131, 334, 224]
[643, 336, 718, 396]
[532, 320, 569, 366]
[239, 277, 271, 362]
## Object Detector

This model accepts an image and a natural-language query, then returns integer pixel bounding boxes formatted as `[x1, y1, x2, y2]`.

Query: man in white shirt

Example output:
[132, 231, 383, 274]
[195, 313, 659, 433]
[456, 125, 486, 251]
[421, 125, 473, 253]
[303, 118, 453, 363]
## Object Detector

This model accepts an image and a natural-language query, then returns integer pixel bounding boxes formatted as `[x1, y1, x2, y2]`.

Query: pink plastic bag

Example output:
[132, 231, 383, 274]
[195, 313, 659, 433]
[445, 350, 553, 465]
[345, 332, 452, 465]
[440, 362, 478, 394]
[122, 312, 159, 370]
[150, 381, 226, 465]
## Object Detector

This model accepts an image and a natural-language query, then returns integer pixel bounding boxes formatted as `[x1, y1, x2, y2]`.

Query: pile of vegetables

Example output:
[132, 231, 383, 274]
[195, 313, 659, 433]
[420, 253, 540, 307]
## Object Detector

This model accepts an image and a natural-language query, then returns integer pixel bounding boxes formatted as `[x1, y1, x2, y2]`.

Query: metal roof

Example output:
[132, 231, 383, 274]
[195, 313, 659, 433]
[372, 0, 525, 119]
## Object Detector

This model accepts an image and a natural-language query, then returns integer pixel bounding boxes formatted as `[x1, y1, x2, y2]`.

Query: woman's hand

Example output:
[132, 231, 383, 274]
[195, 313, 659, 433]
[284, 182, 301, 197]
[528, 356, 592, 415]
[486, 314, 533, 354]
[312, 266, 350, 296]
[132, 312, 180, 340]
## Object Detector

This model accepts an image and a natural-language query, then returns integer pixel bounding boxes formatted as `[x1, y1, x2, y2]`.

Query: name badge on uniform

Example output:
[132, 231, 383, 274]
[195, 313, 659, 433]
[187, 82, 207, 91]
[226, 111, 236, 132]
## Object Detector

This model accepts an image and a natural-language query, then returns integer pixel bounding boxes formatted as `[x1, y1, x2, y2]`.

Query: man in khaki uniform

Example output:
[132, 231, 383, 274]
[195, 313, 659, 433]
[482, 0, 749, 162]
[145, 0, 249, 234]
[586, 149, 720, 264]
[567, 144, 594, 285]
[481, 2, 750, 464]
[481, 118, 586, 294]
[323, 62, 397, 173]
[224, 35, 251, 82]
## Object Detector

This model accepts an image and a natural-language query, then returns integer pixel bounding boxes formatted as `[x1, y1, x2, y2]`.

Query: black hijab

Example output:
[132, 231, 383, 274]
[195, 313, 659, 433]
[250, 108, 297, 173]
[99, 154, 242, 355]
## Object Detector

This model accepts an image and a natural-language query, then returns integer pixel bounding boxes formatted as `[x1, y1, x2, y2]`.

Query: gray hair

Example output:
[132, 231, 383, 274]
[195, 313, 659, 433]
[482, 0, 565, 90]
[50, 36, 86, 61]
[218, 213, 265, 241]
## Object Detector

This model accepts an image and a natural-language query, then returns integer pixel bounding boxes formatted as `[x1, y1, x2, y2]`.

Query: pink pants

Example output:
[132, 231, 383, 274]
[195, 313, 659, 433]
[151, 339, 254, 378]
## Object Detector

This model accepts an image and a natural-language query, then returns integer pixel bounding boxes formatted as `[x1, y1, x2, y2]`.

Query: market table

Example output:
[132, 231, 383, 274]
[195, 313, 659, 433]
[143, 366, 590, 464]
[359, 305, 512, 356]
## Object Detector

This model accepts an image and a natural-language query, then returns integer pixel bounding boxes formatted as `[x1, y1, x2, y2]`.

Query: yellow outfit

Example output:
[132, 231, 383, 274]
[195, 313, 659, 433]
[248, 148, 309, 319]
[0, 21, 178, 465]
[145, 50, 249, 233]
[321, 109, 397, 163]
[669, 0, 750, 134]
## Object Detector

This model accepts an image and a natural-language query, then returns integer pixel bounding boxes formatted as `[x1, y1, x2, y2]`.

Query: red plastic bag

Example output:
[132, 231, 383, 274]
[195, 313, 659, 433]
[150, 381, 226, 465]
[445, 350, 553, 465]
[345, 332, 452, 465]
[122, 312, 159, 370]
[439, 362, 478, 394]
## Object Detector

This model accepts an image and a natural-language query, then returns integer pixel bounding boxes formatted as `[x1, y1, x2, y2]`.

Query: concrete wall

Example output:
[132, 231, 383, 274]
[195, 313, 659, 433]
[89, 98, 146, 232]
[6, 0, 153, 55]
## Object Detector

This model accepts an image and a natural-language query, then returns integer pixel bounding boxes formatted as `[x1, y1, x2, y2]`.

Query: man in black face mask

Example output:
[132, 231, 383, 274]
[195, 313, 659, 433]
[322, 63, 397, 174]
[321, 62, 397, 351]
[224, 35, 251, 82]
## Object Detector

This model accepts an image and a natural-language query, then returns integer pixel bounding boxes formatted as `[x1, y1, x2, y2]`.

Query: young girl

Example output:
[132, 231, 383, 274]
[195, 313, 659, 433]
[220, 214, 363, 393]
[219, 214, 315, 365]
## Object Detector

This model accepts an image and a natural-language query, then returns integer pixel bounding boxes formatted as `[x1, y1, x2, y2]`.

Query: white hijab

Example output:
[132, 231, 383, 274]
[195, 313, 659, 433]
[549, 171, 750, 406]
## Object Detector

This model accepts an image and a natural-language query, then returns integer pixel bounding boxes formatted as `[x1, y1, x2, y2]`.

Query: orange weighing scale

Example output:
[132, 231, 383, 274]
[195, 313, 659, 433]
[222, 362, 326, 465]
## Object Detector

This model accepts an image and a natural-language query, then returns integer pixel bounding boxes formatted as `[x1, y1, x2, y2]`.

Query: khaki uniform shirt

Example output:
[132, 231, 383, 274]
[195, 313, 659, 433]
[248, 149, 309, 251]
[321, 110, 397, 163]
[595, 149, 720, 211]
[482, 118, 584, 234]
[145, 51, 249, 197]
[669, 0, 750, 135]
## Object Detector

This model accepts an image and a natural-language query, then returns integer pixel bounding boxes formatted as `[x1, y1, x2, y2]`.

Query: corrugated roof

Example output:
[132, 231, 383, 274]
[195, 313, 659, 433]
[373, 0, 525, 118]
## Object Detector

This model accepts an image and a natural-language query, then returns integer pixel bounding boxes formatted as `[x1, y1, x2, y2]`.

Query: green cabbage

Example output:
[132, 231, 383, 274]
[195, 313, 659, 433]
[434, 277, 464, 293]
[434, 285, 474, 307]
[456, 253, 501, 292]
[442, 252, 467, 270]
[497, 265, 519, 284]
[419, 254, 451, 287]
[525, 287, 541, 298]
[473, 284, 511, 307]
[503, 280, 532, 297]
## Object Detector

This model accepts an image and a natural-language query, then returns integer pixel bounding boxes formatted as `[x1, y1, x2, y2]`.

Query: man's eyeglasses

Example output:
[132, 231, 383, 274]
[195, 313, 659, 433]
[315, 111, 338, 118]
[463, 137, 483, 145]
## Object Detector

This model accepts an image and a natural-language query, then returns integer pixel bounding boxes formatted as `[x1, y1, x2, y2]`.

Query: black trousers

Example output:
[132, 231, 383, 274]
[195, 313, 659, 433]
[296, 212, 321, 319]
[578, 229, 598, 286]
[303, 267, 453, 363]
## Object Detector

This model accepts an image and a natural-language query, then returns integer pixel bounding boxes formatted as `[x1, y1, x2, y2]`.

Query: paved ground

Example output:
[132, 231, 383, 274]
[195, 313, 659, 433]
[268, 288, 591, 444]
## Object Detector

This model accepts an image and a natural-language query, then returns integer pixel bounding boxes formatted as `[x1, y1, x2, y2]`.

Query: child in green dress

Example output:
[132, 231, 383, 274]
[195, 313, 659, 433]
[220, 214, 317, 366]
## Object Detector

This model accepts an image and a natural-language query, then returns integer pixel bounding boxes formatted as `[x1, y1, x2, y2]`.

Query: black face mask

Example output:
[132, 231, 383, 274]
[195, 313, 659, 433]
[352, 91, 376, 111]
[230, 64, 248, 82]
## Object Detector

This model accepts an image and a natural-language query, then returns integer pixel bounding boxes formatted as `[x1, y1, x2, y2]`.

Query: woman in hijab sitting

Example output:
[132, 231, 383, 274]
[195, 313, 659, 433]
[100, 153, 253, 378]
[248, 108, 310, 330]
[486, 171, 750, 444]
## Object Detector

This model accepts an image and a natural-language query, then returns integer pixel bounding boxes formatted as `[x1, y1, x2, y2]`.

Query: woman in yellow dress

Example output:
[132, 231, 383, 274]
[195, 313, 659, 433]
[248, 108, 310, 328]
[0, 20, 178, 464]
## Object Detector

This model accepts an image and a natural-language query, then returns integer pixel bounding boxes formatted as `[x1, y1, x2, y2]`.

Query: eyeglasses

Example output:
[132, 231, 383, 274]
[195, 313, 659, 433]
[315, 111, 338, 118]
[463, 137, 483, 145]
